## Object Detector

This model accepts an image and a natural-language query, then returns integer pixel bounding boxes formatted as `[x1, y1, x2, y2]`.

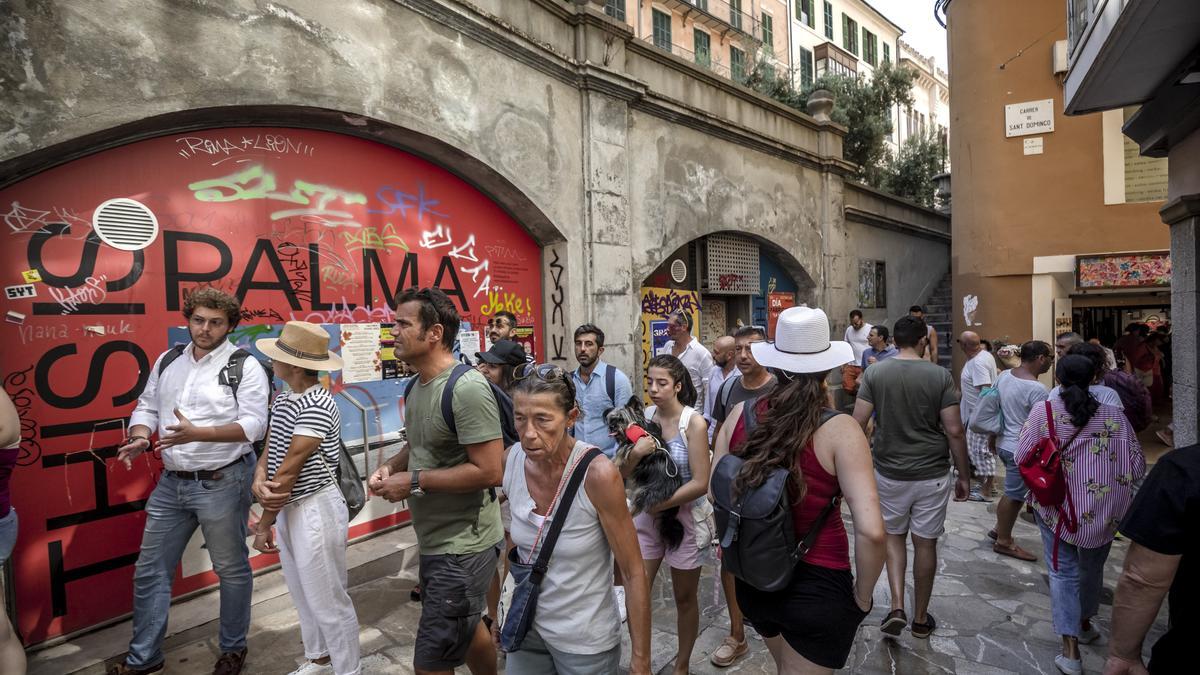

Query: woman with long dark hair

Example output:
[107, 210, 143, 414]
[620, 354, 711, 675]
[1016, 355, 1145, 675]
[0, 390, 26, 675]
[712, 306, 886, 673]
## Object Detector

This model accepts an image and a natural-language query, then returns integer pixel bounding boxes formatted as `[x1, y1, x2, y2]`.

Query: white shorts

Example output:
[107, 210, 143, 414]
[874, 470, 953, 539]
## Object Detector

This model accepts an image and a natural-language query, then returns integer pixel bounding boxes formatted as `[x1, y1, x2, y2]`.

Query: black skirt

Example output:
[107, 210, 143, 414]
[735, 560, 869, 669]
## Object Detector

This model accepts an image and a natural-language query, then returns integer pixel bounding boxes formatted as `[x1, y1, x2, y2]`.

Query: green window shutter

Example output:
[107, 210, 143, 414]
[823, 2, 834, 39]
[603, 0, 626, 22]
[762, 14, 773, 48]
[694, 29, 711, 68]
[883, 42, 890, 64]
[652, 9, 672, 50]
[731, 46, 746, 82]
[800, 47, 813, 90]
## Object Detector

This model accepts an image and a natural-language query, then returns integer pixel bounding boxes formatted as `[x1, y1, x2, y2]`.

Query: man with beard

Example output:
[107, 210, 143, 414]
[486, 311, 518, 345]
[571, 324, 632, 459]
[110, 289, 270, 675]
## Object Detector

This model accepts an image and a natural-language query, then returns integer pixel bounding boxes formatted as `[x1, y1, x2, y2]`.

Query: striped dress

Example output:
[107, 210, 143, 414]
[267, 386, 342, 504]
[1015, 399, 1146, 548]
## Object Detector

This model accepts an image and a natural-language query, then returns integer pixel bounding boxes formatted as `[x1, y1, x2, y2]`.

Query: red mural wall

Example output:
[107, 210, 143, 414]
[0, 128, 544, 643]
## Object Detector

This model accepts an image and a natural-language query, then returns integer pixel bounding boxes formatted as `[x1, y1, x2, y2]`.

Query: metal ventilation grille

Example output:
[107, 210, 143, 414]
[670, 258, 688, 284]
[706, 233, 760, 295]
[92, 198, 159, 251]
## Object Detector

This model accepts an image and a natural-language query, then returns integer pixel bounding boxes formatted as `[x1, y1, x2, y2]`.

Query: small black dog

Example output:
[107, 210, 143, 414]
[606, 396, 685, 551]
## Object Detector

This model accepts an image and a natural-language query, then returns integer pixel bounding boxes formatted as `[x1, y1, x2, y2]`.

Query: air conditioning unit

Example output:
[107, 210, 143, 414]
[1052, 40, 1069, 76]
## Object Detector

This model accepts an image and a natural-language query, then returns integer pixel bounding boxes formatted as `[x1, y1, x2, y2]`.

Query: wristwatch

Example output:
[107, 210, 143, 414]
[410, 469, 425, 497]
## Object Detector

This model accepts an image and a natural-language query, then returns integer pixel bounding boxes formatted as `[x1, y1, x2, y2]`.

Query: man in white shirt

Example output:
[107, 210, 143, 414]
[703, 335, 739, 440]
[842, 310, 873, 396]
[661, 309, 715, 411]
[959, 331, 998, 502]
[112, 289, 269, 675]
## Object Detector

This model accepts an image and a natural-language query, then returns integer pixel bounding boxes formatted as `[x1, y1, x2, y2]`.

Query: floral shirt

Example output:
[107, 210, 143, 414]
[1016, 399, 1146, 548]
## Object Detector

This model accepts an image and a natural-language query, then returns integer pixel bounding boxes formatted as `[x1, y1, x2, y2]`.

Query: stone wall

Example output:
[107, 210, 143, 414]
[1, 0, 948, 381]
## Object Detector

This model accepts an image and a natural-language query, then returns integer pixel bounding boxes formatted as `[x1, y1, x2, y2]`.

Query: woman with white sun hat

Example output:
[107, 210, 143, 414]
[711, 306, 886, 674]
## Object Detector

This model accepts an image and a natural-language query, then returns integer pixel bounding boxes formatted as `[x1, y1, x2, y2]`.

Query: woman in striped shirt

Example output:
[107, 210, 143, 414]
[1016, 354, 1145, 675]
[251, 321, 360, 675]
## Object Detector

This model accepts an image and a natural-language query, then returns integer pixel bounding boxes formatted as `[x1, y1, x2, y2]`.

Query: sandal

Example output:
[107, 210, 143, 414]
[993, 541, 1037, 562]
[880, 609, 907, 637]
[911, 613, 937, 639]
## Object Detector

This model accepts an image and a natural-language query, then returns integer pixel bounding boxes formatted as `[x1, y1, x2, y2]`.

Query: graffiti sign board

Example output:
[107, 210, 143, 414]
[639, 286, 701, 403]
[0, 128, 543, 643]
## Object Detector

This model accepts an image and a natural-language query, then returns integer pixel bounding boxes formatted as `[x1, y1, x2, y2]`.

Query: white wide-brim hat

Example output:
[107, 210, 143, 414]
[257, 321, 344, 371]
[751, 306, 854, 374]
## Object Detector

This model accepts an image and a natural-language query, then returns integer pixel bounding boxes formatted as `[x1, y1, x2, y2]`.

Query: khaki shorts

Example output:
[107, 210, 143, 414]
[874, 470, 953, 539]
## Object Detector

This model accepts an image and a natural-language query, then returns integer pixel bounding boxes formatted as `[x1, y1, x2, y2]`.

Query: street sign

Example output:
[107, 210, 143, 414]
[1005, 99, 1055, 138]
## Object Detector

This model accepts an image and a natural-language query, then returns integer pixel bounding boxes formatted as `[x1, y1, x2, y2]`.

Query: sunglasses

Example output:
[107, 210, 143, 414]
[515, 363, 576, 399]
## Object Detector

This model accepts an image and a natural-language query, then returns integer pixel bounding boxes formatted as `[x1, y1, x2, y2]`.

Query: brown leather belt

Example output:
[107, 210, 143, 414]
[167, 456, 245, 482]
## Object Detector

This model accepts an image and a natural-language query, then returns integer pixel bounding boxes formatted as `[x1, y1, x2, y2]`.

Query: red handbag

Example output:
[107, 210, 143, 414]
[1019, 400, 1081, 570]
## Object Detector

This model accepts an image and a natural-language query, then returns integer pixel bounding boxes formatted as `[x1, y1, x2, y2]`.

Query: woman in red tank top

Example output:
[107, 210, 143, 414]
[713, 306, 887, 673]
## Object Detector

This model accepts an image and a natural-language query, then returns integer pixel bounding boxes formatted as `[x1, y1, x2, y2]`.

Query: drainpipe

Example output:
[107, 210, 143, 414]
[786, 0, 795, 87]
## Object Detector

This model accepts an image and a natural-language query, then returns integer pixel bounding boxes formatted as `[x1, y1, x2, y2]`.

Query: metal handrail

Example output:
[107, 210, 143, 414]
[336, 388, 373, 479]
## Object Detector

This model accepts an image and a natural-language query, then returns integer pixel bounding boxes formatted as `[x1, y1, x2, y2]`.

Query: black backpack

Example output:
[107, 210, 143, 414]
[157, 344, 274, 455]
[711, 408, 841, 592]
[574, 363, 617, 407]
[403, 364, 519, 451]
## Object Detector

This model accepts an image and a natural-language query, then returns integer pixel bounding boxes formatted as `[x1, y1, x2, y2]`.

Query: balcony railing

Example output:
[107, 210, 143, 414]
[661, 0, 762, 43]
[641, 34, 737, 80]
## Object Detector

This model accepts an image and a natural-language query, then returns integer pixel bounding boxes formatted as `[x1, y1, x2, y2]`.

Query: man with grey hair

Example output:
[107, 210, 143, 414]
[959, 331, 997, 502]
[662, 309, 714, 410]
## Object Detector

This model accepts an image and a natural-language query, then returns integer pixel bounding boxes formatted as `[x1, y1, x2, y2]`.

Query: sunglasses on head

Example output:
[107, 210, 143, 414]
[515, 363, 575, 397]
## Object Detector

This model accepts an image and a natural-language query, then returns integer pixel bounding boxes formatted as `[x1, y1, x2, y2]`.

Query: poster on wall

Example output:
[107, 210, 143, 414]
[1076, 252, 1171, 289]
[639, 286, 701, 403]
[767, 292, 796, 339]
[699, 299, 725, 345]
[0, 127, 544, 644]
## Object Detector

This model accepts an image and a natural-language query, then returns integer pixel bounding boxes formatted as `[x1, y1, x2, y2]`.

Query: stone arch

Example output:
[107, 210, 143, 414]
[0, 105, 568, 247]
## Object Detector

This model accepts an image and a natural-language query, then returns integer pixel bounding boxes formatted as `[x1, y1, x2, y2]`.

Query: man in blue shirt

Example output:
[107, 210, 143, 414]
[861, 325, 899, 369]
[571, 324, 633, 458]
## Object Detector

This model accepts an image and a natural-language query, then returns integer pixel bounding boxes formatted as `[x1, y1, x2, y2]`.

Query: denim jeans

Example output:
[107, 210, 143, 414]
[126, 454, 254, 668]
[1036, 514, 1112, 638]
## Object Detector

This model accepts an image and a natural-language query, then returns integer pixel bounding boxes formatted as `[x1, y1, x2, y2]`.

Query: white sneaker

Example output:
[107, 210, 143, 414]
[1054, 654, 1083, 675]
[287, 660, 334, 675]
[613, 585, 627, 623]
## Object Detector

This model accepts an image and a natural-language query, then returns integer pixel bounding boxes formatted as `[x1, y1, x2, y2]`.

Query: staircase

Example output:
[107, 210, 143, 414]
[921, 272, 954, 370]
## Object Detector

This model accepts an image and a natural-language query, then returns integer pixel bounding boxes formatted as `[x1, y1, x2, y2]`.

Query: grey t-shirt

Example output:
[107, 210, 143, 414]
[711, 374, 777, 426]
[857, 357, 960, 481]
[996, 371, 1049, 454]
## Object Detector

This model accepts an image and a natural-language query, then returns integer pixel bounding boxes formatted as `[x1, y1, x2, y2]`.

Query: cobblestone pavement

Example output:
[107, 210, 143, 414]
[43, 485, 1168, 674]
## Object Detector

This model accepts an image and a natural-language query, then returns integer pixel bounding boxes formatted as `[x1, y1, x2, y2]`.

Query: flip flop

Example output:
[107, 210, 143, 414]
[987, 529, 998, 540]
[880, 609, 907, 638]
[911, 613, 937, 639]
[993, 541, 1037, 562]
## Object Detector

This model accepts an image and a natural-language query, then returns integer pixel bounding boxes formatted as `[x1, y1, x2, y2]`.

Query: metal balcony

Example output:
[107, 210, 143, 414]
[641, 34, 741, 81]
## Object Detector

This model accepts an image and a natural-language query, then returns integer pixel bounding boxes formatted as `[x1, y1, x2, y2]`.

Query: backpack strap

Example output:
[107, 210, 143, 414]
[532, 447, 603, 579]
[156, 344, 188, 377]
[605, 363, 617, 406]
[221, 348, 272, 404]
[440, 364, 474, 436]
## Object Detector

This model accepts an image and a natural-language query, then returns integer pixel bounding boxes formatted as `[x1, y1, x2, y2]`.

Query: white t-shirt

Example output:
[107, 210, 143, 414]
[960, 350, 998, 425]
[1048, 384, 1124, 410]
[662, 339, 715, 410]
[995, 371, 1050, 453]
[844, 323, 874, 362]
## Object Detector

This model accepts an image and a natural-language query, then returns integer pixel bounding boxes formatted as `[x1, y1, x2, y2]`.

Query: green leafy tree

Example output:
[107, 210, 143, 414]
[743, 57, 917, 189]
[884, 130, 947, 207]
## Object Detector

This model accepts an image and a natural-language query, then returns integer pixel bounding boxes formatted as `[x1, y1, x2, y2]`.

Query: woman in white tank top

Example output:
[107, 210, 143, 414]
[503, 364, 651, 674]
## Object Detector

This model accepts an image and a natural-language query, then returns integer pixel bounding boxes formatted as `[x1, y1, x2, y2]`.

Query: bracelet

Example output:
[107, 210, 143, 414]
[123, 435, 149, 447]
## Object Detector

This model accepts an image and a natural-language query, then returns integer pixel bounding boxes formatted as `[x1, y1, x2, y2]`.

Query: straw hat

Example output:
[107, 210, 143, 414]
[256, 321, 343, 371]
[751, 306, 854, 374]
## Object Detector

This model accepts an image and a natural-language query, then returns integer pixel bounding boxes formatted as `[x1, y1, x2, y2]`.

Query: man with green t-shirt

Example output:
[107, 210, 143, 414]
[369, 288, 504, 675]
[852, 315, 970, 642]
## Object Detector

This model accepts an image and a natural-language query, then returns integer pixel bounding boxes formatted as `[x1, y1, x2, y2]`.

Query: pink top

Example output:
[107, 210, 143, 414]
[1016, 400, 1146, 548]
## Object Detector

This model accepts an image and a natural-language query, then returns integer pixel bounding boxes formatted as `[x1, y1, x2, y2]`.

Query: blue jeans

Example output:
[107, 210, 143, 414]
[126, 454, 254, 668]
[1036, 515, 1112, 638]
